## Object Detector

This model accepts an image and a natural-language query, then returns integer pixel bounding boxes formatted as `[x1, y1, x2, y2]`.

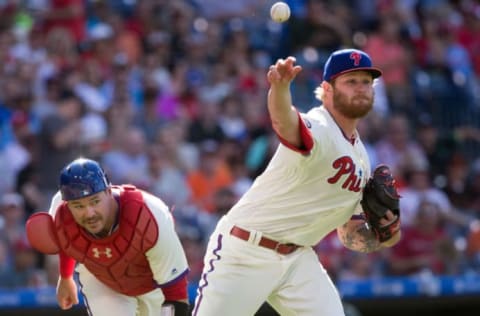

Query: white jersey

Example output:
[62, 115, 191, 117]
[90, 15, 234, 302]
[227, 106, 371, 246]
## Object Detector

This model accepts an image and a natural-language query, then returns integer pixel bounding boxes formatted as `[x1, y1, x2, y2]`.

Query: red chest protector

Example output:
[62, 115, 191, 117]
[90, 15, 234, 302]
[55, 185, 159, 296]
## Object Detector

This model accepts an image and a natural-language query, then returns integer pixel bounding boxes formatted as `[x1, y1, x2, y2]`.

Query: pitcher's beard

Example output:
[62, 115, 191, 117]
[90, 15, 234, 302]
[333, 92, 373, 119]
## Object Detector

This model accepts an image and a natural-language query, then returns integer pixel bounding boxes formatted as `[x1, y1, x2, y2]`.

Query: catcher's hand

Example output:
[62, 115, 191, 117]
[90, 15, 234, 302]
[360, 165, 401, 243]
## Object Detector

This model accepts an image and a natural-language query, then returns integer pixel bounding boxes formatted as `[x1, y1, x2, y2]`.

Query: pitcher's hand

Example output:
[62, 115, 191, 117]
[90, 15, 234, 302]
[267, 57, 302, 87]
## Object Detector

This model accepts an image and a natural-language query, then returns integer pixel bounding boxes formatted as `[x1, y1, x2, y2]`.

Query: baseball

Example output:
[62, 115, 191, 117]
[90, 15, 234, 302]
[270, 2, 291, 23]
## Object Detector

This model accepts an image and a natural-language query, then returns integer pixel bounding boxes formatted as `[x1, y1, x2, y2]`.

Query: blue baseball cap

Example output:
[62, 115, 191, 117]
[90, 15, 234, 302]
[323, 48, 382, 82]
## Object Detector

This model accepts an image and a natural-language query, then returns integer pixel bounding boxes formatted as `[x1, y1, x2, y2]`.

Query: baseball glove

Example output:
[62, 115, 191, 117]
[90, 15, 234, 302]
[360, 165, 401, 243]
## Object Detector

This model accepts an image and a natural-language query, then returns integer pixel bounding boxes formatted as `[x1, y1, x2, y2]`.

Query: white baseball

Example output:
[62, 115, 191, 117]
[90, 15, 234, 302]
[270, 2, 291, 23]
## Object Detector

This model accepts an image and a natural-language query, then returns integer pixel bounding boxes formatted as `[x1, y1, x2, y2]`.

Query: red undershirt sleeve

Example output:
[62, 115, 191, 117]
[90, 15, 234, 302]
[59, 251, 76, 278]
[275, 110, 314, 155]
[161, 274, 188, 301]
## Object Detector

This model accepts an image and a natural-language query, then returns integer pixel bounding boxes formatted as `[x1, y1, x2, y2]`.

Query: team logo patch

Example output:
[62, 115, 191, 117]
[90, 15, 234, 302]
[92, 247, 113, 259]
[350, 52, 362, 66]
[303, 118, 312, 129]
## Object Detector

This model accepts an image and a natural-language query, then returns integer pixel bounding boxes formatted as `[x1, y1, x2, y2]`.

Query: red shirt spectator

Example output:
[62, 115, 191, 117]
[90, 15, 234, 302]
[387, 200, 457, 275]
[42, 0, 86, 44]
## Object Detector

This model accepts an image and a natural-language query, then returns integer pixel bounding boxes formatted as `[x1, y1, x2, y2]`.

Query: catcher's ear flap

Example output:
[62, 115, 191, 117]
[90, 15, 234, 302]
[26, 212, 60, 254]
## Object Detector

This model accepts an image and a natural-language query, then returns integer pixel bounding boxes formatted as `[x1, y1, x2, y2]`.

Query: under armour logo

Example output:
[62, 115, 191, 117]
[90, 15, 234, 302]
[303, 118, 312, 129]
[350, 52, 362, 66]
[92, 247, 112, 258]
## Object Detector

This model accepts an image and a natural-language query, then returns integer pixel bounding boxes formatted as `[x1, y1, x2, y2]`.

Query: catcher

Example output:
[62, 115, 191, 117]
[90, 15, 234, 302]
[25, 158, 190, 316]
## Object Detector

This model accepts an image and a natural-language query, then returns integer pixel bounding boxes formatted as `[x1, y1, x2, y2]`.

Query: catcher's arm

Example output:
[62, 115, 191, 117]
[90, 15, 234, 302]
[337, 212, 401, 253]
[56, 276, 79, 310]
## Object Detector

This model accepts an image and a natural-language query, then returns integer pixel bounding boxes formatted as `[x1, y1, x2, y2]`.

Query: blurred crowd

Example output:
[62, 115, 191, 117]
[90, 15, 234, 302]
[1, 0, 480, 294]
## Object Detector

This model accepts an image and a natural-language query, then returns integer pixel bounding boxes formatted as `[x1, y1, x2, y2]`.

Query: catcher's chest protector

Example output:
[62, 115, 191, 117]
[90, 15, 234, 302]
[55, 185, 159, 296]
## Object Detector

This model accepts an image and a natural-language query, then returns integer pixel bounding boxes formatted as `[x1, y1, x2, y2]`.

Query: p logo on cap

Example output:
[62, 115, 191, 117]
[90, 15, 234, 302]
[323, 49, 382, 82]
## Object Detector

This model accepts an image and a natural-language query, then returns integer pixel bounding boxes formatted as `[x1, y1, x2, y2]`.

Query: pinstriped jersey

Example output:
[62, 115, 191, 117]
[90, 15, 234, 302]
[227, 106, 371, 246]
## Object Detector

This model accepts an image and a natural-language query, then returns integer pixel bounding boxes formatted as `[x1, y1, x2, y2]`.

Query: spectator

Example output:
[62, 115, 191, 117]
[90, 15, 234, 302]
[133, 86, 166, 143]
[465, 160, 480, 215]
[245, 131, 279, 179]
[0, 235, 45, 288]
[198, 63, 234, 109]
[204, 187, 238, 237]
[101, 126, 150, 188]
[442, 153, 473, 212]
[42, 254, 60, 287]
[108, 13, 142, 66]
[32, 75, 63, 121]
[156, 120, 199, 172]
[37, 91, 84, 203]
[285, 0, 350, 56]
[466, 220, 480, 270]
[0, 110, 34, 196]
[415, 114, 464, 178]
[362, 13, 413, 111]
[218, 94, 247, 141]
[186, 140, 233, 213]
[146, 143, 191, 210]
[0, 193, 27, 244]
[387, 200, 458, 275]
[187, 99, 226, 144]
[104, 95, 135, 149]
[413, 27, 472, 129]
[415, 113, 480, 198]
[39, 0, 87, 45]
[42, 26, 79, 72]
[0, 238, 11, 284]
[374, 113, 429, 182]
[192, 0, 258, 21]
[178, 227, 205, 287]
[15, 158, 45, 216]
[455, 3, 480, 78]
[289, 49, 322, 112]
[399, 164, 469, 229]
[356, 116, 379, 169]
[338, 252, 382, 281]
